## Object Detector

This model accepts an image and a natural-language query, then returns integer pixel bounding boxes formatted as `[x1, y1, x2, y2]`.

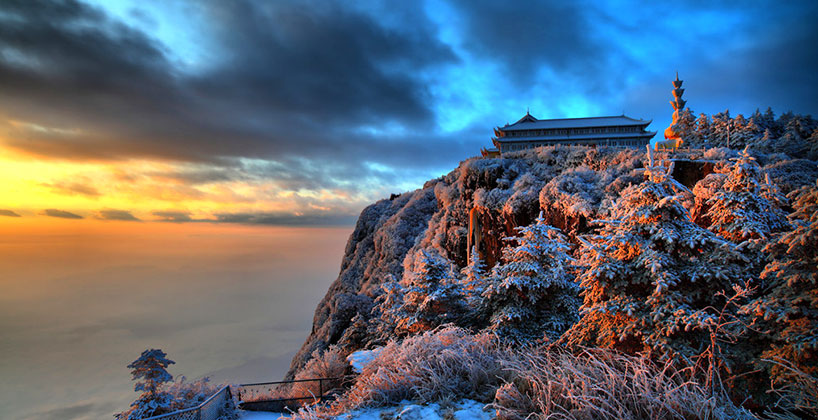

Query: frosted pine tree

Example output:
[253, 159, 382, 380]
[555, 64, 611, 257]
[461, 246, 487, 306]
[706, 147, 789, 270]
[743, 180, 818, 382]
[397, 249, 467, 334]
[481, 213, 579, 343]
[694, 112, 711, 148]
[711, 110, 732, 147]
[566, 151, 749, 363]
[116, 349, 176, 419]
[370, 275, 406, 340]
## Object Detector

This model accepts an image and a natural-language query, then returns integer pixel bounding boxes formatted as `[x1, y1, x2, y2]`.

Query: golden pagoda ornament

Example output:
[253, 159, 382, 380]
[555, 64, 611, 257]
[655, 72, 686, 150]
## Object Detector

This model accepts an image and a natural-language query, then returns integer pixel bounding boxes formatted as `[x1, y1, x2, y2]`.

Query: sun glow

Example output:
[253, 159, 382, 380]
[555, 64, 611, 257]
[0, 144, 367, 223]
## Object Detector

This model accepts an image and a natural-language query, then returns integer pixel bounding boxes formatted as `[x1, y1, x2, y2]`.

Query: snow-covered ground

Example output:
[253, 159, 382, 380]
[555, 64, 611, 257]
[240, 411, 289, 420]
[346, 348, 383, 373]
[238, 399, 492, 420]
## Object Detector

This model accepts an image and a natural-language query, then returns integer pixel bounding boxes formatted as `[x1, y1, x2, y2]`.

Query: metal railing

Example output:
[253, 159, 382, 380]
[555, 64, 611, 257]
[236, 377, 342, 412]
[142, 386, 233, 420]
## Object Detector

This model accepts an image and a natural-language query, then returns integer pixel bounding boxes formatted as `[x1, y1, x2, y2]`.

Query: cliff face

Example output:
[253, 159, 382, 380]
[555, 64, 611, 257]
[285, 146, 651, 378]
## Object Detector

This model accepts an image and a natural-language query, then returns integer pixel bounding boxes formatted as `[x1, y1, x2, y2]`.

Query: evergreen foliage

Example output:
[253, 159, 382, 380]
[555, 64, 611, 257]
[705, 147, 789, 264]
[461, 246, 487, 306]
[566, 159, 751, 363]
[482, 214, 579, 343]
[117, 349, 176, 419]
[396, 249, 468, 334]
[743, 180, 818, 383]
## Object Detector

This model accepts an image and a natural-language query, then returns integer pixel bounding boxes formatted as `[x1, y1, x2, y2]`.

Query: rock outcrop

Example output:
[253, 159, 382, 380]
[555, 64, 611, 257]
[284, 145, 807, 379]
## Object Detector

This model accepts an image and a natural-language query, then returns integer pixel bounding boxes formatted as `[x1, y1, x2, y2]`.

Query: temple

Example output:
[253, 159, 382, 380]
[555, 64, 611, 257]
[482, 112, 656, 156]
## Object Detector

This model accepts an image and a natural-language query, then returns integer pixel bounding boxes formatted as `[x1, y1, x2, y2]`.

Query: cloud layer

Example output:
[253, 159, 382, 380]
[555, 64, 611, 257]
[1, 0, 816, 224]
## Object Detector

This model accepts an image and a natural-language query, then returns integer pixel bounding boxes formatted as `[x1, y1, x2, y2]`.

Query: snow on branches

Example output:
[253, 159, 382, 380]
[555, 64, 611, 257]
[482, 213, 579, 343]
[565, 158, 751, 363]
[743, 180, 818, 382]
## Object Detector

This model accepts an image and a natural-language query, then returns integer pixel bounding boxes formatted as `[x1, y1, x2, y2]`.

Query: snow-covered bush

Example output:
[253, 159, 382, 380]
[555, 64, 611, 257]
[763, 158, 818, 195]
[492, 348, 754, 420]
[301, 326, 510, 418]
[482, 215, 579, 343]
[290, 346, 349, 401]
[116, 349, 237, 420]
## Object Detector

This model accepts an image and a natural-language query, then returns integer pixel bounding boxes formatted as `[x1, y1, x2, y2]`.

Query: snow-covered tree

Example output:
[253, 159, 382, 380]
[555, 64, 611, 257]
[370, 275, 406, 341]
[705, 147, 789, 268]
[711, 110, 732, 148]
[674, 107, 697, 143]
[116, 349, 176, 419]
[693, 113, 711, 148]
[461, 246, 487, 306]
[743, 180, 818, 383]
[397, 249, 467, 334]
[566, 156, 750, 363]
[481, 214, 579, 343]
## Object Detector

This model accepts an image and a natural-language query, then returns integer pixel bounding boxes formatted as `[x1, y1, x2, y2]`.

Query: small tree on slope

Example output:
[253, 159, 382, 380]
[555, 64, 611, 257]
[565, 157, 750, 365]
[705, 147, 789, 262]
[117, 349, 175, 419]
[743, 180, 818, 383]
[482, 214, 579, 343]
[397, 249, 467, 334]
[461, 246, 487, 307]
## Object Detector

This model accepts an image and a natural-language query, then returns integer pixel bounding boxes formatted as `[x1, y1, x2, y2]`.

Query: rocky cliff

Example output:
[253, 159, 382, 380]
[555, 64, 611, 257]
[284, 145, 815, 379]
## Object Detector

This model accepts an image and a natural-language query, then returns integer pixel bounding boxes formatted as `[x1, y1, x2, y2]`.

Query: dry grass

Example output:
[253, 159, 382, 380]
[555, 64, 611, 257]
[763, 358, 818, 420]
[292, 326, 510, 418]
[289, 327, 764, 420]
[493, 348, 756, 420]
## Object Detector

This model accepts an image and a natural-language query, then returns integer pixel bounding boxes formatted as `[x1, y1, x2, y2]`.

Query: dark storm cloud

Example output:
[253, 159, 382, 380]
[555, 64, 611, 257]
[1, 0, 817, 206]
[446, 0, 603, 81]
[97, 209, 140, 221]
[0, 209, 21, 217]
[42, 209, 83, 219]
[0, 0, 455, 167]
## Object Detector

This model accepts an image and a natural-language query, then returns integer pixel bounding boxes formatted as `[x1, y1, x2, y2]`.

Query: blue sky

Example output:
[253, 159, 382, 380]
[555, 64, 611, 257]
[1, 0, 816, 224]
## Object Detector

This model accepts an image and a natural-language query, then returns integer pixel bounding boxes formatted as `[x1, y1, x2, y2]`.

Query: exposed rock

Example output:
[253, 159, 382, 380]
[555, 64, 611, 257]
[285, 147, 650, 378]
[285, 146, 807, 379]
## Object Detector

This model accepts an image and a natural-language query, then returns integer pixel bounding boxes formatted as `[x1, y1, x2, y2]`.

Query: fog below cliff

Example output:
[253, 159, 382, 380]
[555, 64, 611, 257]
[0, 222, 351, 420]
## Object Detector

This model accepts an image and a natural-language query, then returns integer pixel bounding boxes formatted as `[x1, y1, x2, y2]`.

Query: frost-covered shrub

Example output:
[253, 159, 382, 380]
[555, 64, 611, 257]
[482, 216, 579, 343]
[492, 349, 755, 420]
[539, 167, 604, 219]
[502, 173, 544, 222]
[704, 147, 740, 161]
[311, 327, 510, 417]
[116, 349, 237, 420]
[290, 346, 349, 401]
[763, 159, 818, 195]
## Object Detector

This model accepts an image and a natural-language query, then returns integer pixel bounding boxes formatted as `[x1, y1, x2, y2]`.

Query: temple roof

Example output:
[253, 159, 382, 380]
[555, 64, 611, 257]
[500, 114, 652, 130]
[493, 131, 657, 143]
